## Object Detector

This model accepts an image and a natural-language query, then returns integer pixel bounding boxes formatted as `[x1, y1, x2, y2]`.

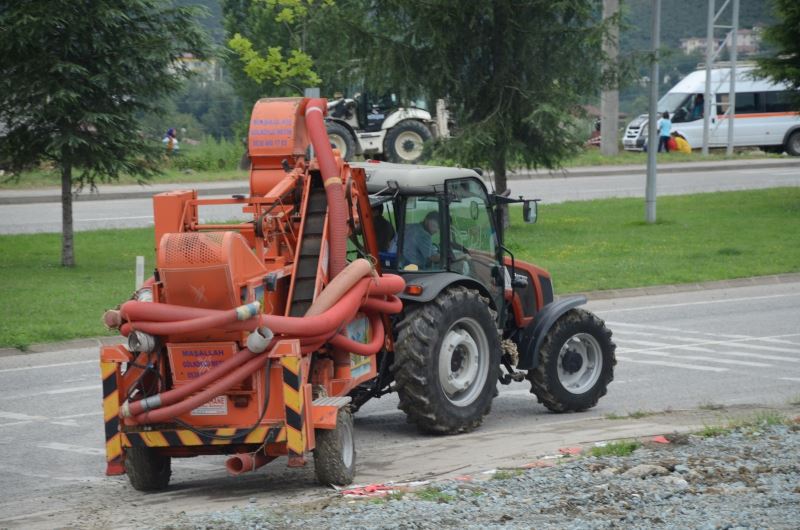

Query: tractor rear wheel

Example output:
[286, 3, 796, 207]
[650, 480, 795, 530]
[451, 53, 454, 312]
[393, 286, 500, 434]
[125, 446, 171, 491]
[313, 408, 356, 486]
[527, 309, 616, 412]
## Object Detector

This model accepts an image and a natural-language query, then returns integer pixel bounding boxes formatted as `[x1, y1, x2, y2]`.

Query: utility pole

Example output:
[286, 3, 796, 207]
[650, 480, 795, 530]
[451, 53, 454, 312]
[702, 0, 714, 156]
[726, 0, 739, 156]
[701, 0, 740, 155]
[645, 0, 660, 224]
[600, 0, 620, 156]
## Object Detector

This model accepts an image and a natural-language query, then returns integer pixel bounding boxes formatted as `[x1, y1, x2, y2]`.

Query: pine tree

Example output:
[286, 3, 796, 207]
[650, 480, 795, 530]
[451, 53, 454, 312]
[0, 1, 211, 266]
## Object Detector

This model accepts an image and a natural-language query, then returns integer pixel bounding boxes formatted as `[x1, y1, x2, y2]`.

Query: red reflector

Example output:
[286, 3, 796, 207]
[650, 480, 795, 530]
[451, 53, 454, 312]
[405, 285, 423, 296]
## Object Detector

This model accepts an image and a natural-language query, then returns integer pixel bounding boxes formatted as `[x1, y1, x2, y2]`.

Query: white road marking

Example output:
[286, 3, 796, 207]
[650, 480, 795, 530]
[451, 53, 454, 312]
[0, 411, 48, 421]
[700, 350, 799, 363]
[2, 384, 101, 400]
[608, 321, 777, 340]
[615, 330, 709, 343]
[600, 293, 800, 314]
[779, 377, 800, 382]
[611, 332, 800, 358]
[0, 360, 95, 374]
[623, 348, 772, 368]
[61, 411, 103, 419]
[616, 355, 728, 372]
[78, 215, 153, 221]
[44, 385, 101, 396]
[0, 421, 33, 427]
[37, 442, 105, 456]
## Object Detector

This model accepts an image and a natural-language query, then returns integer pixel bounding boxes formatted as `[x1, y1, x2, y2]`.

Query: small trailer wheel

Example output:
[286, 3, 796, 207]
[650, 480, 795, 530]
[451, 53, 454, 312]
[313, 408, 356, 486]
[125, 446, 171, 491]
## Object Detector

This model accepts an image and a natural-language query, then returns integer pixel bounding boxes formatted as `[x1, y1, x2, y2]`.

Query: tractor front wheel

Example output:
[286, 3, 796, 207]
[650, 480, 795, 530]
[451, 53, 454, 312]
[527, 309, 616, 412]
[393, 286, 500, 434]
[313, 408, 356, 486]
[125, 446, 171, 491]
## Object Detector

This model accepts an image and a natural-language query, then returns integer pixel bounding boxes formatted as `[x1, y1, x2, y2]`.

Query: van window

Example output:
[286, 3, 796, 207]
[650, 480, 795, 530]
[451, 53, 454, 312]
[765, 91, 794, 113]
[716, 92, 762, 115]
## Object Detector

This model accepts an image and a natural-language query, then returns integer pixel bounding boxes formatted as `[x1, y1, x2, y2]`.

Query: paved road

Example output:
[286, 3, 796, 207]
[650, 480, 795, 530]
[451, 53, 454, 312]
[1, 281, 798, 527]
[1, 164, 798, 234]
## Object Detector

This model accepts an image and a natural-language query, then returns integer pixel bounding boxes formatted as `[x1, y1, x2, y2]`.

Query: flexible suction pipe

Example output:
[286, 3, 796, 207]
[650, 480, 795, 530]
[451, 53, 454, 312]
[305, 258, 373, 316]
[329, 312, 385, 356]
[120, 301, 260, 336]
[122, 346, 261, 418]
[120, 275, 405, 338]
[305, 98, 348, 278]
[225, 452, 275, 476]
[131, 351, 272, 425]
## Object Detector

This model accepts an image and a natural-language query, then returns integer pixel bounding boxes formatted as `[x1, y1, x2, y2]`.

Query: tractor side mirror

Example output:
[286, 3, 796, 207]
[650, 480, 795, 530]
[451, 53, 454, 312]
[523, 200, 538, 224]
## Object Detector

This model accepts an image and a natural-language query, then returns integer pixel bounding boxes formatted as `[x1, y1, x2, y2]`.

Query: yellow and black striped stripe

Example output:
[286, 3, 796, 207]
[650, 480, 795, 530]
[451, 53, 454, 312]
[123, 426, 286, 448]
[101, 361, 124, 475]
[281, 356, 305, 457]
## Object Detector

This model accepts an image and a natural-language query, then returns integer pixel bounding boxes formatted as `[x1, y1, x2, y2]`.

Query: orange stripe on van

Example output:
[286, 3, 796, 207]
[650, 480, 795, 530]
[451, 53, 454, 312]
[718, 111, 800, 119]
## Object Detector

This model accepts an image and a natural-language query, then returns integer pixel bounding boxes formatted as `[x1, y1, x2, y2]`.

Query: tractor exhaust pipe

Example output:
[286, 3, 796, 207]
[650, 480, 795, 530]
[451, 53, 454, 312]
[225, 452, 275, 476]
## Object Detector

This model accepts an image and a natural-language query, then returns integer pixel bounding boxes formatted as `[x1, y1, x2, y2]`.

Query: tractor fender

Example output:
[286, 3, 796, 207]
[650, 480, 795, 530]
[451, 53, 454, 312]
[398, 272, 496, 309]
[381, 108, 432, 130]
[514, 295, 587, 370]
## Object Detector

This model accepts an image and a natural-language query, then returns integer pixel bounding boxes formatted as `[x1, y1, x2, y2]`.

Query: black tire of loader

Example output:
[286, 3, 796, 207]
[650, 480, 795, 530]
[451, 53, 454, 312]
[384, 120, 432, 164]
[527, 308, 616, 413]
[125, 446, 171, 491]
[392, 286, 501, 434]
[326, 121, 356, 162]
[313, 408, 356, 486]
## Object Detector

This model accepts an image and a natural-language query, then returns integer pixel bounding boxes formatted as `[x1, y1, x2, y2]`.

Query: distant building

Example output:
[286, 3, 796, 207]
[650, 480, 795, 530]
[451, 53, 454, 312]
[173, 53, 222, 82]
[680, 28, 761, 57]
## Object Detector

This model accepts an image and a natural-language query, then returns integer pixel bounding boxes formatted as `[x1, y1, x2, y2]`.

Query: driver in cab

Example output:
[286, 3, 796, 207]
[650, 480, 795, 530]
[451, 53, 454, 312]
[401, 211, 440, 270]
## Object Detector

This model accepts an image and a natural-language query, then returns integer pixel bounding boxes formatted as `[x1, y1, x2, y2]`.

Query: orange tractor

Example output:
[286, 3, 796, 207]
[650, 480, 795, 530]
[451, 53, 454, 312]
[100, 97, 615, 491]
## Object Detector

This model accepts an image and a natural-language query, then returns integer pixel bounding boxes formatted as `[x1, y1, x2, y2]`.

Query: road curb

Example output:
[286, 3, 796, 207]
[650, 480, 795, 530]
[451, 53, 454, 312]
[1, 159, 797, 205]
[504, 158, 799, 180]
[2, 272, 798, 358]
[579, 272, 800, 301]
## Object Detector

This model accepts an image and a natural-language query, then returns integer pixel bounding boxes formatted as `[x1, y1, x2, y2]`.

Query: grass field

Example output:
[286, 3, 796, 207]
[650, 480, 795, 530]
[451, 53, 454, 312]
[1, 187, 798, 348]
[505, 187, 800, 293]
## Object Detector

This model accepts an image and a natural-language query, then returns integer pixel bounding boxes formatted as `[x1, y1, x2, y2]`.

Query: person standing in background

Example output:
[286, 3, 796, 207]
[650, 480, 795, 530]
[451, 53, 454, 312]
[657, 111, 672, 152]
[162, 128, 179, 154]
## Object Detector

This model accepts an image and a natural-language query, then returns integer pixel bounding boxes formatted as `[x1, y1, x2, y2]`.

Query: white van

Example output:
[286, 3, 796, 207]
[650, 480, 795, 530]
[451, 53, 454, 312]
[622, 65, 800, 155]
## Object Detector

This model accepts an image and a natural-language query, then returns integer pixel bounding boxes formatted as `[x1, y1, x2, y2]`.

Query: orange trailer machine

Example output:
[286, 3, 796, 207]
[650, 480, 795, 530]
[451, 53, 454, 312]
[100, 97, 405, 490]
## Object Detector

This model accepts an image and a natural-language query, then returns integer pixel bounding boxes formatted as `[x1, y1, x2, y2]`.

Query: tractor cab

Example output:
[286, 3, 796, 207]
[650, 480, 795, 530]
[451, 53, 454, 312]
[358, 162, 538, 320]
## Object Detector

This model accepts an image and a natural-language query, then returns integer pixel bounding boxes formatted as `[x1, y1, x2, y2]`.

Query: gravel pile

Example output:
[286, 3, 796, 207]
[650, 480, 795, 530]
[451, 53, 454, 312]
[175, 422, 800, 530]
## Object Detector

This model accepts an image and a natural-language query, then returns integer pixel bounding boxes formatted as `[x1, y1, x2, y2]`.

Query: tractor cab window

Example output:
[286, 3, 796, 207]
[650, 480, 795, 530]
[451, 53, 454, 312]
[446, 178, 500, 298]
[446, 179, 497, 258]
[399, 196, 443, 271]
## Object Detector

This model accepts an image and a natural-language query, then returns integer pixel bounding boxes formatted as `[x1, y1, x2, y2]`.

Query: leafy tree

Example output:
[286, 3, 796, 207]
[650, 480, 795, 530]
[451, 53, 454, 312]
[0, 1, 211, 266]
[357, 1, 613, 194]
[757, 0, 800, 107]
[222, 0, 362, 108]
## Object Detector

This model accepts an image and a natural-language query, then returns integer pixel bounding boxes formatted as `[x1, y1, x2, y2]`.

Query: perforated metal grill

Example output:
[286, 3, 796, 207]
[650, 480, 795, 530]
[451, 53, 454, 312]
[161, 232, 225, 267]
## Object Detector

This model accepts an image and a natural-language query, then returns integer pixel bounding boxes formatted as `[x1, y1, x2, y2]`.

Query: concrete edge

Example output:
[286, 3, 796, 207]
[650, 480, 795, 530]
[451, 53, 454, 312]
[2, 272, 798, 358]
[2, 159, 797, 205]
[578, 272, 800, 301]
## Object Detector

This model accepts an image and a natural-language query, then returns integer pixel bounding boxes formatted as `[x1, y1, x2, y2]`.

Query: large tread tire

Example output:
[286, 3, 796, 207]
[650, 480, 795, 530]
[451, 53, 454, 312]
[125, 446, 171, 492]
[384, 120, 432, 164]
[392, 286, 501, 434]
[326, 121, 356, 161]
[785, 130, 800, 157]
[313, 408, 356, 486]
[527, 308, 616, 413]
